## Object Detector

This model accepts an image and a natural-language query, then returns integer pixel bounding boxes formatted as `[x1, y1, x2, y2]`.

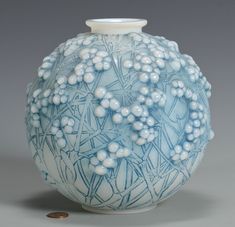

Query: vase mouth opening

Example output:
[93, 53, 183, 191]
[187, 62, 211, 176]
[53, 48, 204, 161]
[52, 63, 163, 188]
[86, 18, 147, 34]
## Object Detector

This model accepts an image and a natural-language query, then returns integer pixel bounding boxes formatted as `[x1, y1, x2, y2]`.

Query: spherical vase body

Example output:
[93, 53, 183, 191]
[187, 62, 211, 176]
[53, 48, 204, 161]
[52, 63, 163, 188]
[26, 19, 214, 213]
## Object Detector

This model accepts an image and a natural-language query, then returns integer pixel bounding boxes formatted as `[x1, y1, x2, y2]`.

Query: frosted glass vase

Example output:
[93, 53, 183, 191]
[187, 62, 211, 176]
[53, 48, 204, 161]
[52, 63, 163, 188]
[26, 18, 214, 214]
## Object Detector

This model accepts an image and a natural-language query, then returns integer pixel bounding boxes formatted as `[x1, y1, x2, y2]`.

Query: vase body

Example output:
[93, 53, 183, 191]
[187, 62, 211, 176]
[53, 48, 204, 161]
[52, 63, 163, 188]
[25, 19, 214, 213]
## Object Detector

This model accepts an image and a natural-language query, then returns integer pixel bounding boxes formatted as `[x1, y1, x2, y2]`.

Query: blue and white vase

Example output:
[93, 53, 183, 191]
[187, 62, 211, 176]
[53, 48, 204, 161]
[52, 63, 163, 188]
[26, 18, 214, 214]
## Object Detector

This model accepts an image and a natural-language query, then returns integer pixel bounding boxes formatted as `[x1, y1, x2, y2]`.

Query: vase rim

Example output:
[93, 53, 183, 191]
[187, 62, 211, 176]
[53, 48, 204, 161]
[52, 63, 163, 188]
[86, 18, 147, 34]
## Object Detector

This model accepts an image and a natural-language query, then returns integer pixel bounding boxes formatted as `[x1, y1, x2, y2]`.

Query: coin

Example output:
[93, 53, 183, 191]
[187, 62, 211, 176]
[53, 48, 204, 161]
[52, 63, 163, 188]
[46, 211, 69, 219]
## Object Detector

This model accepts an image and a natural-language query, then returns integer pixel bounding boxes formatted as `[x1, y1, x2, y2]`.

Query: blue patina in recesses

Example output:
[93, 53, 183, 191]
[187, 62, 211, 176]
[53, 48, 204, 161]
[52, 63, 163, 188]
[26, 31, 214, 212]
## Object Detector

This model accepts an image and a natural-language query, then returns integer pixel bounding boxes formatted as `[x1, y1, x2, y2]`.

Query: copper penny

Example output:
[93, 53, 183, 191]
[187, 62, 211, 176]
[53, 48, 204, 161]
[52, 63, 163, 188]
[46, 211, 69, 219]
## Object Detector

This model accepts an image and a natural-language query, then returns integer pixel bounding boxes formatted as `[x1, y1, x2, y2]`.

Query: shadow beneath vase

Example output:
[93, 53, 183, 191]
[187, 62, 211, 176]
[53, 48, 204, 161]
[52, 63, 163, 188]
[19, 189, 217, 226]
[20, 190, 84, 213]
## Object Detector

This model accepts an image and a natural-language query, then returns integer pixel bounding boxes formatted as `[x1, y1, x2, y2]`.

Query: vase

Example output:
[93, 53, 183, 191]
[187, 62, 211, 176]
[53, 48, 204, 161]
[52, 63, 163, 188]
[25, 18, 214, 214]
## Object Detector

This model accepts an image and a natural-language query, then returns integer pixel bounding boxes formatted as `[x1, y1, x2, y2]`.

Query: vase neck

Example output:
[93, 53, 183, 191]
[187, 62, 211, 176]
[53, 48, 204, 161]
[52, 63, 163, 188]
[86, 18, 147, 35]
